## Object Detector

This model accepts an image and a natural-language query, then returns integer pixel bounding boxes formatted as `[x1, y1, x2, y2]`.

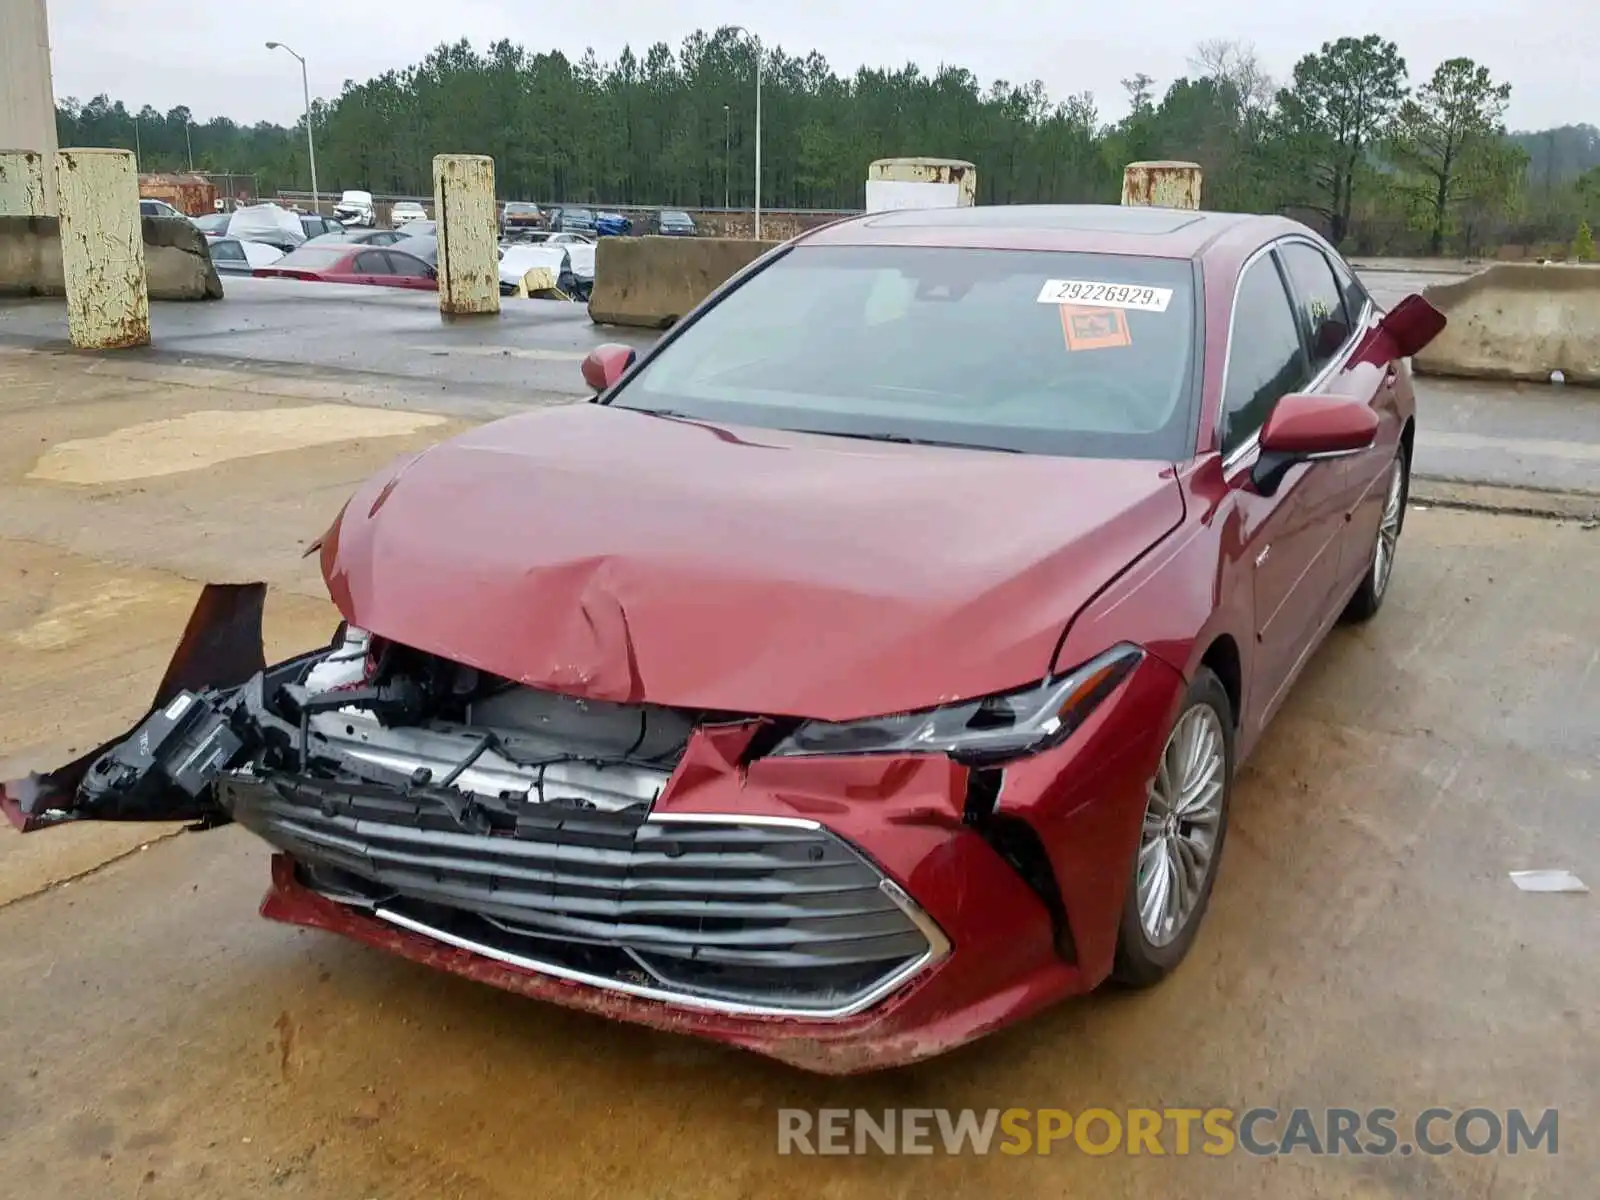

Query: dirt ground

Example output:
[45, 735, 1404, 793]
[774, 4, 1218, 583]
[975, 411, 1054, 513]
[0, 348, 1595, 1197]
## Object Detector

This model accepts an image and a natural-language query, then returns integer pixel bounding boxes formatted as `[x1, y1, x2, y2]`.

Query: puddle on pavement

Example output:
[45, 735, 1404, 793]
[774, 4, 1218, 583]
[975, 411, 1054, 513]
[27, 405, 448, 485]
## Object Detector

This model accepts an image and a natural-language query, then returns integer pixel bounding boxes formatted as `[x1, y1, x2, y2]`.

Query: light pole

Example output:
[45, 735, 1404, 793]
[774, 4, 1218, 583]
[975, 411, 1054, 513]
[723, 105, 730, 210]
[725, 26, 762, 238]
[265, 41, 319, 214]
[185, 120, 194, 172]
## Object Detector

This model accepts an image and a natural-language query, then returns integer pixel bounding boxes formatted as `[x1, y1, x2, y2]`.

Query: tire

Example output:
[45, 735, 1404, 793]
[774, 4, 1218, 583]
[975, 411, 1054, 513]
[1342, 445, 1410, 624]
[1111, 667, 1236, 988]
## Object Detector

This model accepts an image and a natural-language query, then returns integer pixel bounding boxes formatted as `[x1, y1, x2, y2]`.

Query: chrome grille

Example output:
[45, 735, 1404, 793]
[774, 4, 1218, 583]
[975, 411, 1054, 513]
[222, 772, 943, 1014]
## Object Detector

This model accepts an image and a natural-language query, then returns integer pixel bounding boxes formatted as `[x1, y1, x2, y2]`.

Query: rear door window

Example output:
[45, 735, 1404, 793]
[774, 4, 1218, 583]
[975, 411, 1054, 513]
[1222, 255, 1309, 456]
[1278, 241, 1354, 375]
[353, 251, 390, 275]
[209, 240, 246, 262]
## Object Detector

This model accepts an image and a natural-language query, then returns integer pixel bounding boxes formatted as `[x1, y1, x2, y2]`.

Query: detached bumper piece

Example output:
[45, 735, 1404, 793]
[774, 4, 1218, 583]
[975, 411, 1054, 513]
[224, 772, 940, 1016]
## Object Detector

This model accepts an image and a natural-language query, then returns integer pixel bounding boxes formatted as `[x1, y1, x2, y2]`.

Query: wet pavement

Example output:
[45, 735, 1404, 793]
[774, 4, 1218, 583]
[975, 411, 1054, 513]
[0, 323, 1597, 1197]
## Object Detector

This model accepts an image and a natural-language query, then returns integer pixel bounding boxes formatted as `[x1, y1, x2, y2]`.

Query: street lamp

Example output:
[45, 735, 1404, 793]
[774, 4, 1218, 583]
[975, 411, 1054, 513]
[265, 41, 320, 215]
[725, 26, 762, 238]
[723, 105, 730, 210]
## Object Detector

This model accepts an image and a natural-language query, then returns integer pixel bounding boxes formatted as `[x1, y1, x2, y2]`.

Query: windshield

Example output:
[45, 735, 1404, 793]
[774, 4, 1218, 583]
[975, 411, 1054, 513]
[505, 204, 538, 214]
[608, 245, 1201, 459]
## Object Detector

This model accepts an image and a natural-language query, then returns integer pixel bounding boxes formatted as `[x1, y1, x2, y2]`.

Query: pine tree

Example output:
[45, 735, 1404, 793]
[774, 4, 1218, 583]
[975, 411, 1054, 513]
[1573, 221, 1597, 262]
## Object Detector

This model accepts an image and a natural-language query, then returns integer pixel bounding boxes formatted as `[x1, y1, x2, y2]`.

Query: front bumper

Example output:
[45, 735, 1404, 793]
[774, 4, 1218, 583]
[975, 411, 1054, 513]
[245, 651, 1185, 1072]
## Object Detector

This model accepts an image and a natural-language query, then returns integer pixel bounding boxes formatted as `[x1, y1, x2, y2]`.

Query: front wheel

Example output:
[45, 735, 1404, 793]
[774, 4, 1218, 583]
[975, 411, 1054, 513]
[1342, 448, 1409, 623]
[1112, 668, 1235, 987]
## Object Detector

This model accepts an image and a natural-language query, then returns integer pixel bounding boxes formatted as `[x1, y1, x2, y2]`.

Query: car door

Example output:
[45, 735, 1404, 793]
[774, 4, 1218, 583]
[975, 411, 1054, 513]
[1272, 239, 1383, 625]
[1319, 250, 1400, 587]
[1218, 249, 1323, 735]
[349, 250, 391, 286]
[385, 251, 438, 290]
[207, 239, 248, 274]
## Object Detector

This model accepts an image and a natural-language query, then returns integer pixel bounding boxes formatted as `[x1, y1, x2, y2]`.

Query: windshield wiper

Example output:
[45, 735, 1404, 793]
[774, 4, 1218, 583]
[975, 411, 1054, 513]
[797, 429, 1023, 453]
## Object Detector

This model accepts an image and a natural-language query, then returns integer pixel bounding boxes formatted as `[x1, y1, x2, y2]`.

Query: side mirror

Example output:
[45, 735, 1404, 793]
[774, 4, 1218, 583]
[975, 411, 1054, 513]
[1379, 293, 1447, 359]
[1251, 394, 1378, 497]
[581, 343, 637, 394]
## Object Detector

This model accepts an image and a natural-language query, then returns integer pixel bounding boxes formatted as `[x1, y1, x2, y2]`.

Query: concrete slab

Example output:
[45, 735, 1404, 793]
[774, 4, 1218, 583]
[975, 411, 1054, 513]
[0, 508, 1594, 1197]
[0, 348, 476, 598]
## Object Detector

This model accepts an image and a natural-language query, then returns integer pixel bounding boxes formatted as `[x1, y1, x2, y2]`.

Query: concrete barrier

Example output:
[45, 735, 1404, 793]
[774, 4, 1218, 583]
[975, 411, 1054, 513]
[0, 150, 48, 215]
[1122, 161, 1203, 210]
[1414, 264, 1600, 386]
[56, 148, 149, 348]
[588, 235, 780, 329]
[0, 215, 223, 300]
[865, 158, 976, 211]
[433, 154, 500, 316]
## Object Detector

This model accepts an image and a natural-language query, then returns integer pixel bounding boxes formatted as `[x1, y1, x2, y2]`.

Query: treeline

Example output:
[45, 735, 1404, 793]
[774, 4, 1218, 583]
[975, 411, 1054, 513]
[57, 29, 1600, 256]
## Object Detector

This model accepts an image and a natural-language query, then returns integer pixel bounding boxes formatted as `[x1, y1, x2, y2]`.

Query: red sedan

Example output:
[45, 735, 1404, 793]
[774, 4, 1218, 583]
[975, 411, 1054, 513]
[3, 205, 1444, 1073]
[252, 242, 438, 289]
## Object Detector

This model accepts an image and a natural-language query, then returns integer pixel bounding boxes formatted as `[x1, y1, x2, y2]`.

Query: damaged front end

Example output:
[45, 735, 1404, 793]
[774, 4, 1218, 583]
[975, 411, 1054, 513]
[3, 584, 945, 1023]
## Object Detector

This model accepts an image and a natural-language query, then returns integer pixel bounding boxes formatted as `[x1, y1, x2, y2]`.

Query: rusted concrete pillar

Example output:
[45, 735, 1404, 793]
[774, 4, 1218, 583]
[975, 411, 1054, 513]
[0, 149, 48, 215]
[433, 154, 500, 316]
[55, 148, 150, 348]
[1121, 161, 1203, 210]
[0, 0, 59, 212]
[866, 158, 977, 212]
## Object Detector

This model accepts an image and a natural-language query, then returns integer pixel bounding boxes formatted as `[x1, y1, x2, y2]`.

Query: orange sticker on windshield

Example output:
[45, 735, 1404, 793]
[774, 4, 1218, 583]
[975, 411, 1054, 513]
[1060, 305, 1131, 351]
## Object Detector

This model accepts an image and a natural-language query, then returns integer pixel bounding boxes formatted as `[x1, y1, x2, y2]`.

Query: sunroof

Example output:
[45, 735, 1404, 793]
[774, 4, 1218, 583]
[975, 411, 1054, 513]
[863, 204, 1211, 234]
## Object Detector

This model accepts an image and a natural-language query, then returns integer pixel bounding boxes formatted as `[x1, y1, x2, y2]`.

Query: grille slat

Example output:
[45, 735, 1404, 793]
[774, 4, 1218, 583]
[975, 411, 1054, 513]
[223, 772, 937, 1011]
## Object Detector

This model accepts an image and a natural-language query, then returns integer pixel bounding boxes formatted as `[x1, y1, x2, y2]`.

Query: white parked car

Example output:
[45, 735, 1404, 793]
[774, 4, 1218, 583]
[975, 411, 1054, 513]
[391, 201, 428, 228]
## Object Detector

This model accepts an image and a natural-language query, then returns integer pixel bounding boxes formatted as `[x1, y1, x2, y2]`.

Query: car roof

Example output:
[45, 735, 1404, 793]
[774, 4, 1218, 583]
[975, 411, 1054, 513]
[799, 204, 1291, 260]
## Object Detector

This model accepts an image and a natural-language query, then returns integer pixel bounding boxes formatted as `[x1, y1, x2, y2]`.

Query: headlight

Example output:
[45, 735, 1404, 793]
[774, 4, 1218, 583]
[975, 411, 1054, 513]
[770, 644, 1144, 765]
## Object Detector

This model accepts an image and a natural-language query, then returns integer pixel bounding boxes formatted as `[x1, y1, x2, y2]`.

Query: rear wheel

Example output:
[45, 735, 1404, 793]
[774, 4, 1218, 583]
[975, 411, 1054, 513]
[1342, 447, 1409, 623]
[1112, 668, 1235, 987]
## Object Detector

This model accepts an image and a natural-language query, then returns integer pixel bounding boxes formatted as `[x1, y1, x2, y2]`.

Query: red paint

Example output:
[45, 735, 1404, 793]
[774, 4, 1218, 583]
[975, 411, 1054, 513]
[1260, 393, 1380, 457]
[581, 343, 636, 391]
[13, 209, 1441, 1072]
[319, 408, 1184, 722]
[295, 212, 1428, 1067]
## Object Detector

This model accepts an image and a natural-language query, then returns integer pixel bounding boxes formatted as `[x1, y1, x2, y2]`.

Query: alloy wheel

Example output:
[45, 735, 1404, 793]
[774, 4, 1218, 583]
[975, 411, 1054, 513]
[1136, 704, 1226, 947]
[1373, 459, 1405, 600]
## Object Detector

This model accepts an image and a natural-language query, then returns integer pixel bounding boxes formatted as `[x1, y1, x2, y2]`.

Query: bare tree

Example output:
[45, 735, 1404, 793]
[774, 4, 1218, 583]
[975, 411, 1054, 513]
[1188, 39, 1275, 136]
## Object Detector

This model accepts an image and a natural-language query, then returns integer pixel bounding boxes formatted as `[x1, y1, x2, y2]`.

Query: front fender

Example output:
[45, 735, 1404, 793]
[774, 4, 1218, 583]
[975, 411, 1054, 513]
[1052, 472, 1255, 733]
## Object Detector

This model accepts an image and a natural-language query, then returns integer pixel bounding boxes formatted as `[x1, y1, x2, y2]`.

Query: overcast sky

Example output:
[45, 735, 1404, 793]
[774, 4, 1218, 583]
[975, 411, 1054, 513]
[46, 0, 1590, 133]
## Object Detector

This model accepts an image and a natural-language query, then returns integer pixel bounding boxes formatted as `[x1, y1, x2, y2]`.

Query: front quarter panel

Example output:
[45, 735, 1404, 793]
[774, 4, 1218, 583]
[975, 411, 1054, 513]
[1052, 462, 1254, 719]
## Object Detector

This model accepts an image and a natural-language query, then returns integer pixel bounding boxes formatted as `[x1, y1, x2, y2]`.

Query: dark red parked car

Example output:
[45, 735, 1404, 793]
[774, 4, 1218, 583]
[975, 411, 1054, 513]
[252, 243, 438, 289]
[3, 205, 1444, 1073]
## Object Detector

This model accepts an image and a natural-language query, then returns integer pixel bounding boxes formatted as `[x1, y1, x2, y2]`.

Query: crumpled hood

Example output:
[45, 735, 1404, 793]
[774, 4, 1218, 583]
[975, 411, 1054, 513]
[321, 405, 1183, 722]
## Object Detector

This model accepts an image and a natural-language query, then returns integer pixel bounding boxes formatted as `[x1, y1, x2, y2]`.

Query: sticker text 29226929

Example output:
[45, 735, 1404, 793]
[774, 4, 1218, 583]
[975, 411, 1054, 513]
[1035, 280, 1173, 312]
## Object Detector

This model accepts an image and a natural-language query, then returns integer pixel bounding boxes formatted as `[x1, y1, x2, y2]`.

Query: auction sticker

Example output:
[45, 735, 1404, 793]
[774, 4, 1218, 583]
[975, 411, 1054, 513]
[1036, 279, 1172, 312]
[1059, 305, 1132, 351]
